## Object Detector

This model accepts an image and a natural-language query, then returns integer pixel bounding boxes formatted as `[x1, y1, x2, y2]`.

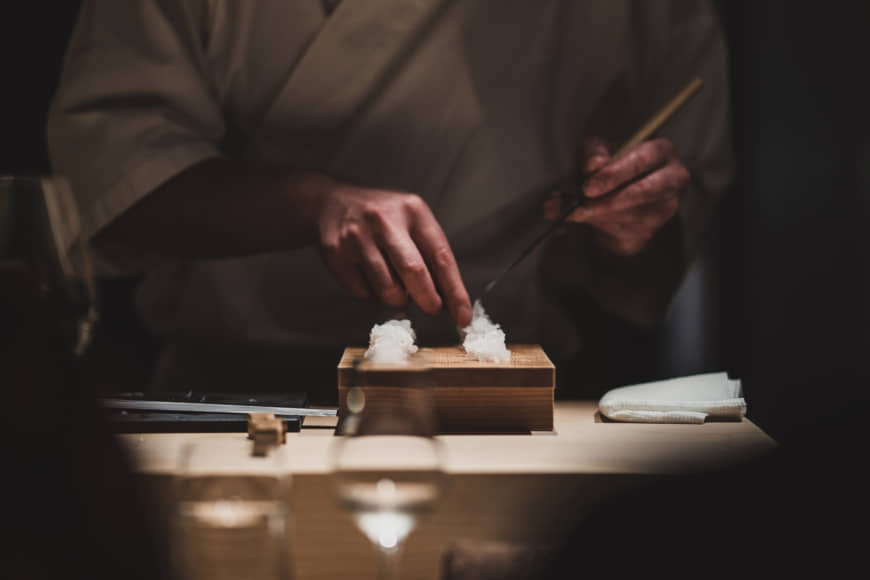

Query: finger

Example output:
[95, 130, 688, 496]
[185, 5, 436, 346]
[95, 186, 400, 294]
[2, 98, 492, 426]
[411, 213, 472, 327]
[544, 191, 591, 223]
[377, 224, 444, 316]
[591, 196, 680, 236]
[542, 193, 562, 220]
[587, 198, 680, 255]
[572, 160, 687, 222]
[548, 136, 612, 223]
[547, 195, 587, 223]
[324, 259, 373, 300]
[583, 138, 675, 198]
[361, 197, 441, 315]
[348, 224, 408, 308]
[319, 235, 373, 300]
[361, 253, 408, 309]
[581, 137, 611, 175]
[345, 264, 376, 300]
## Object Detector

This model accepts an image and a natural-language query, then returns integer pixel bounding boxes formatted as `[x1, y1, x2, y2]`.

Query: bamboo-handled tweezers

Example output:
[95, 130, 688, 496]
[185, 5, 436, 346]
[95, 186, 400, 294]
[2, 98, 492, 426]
[479, 76, 704, 299]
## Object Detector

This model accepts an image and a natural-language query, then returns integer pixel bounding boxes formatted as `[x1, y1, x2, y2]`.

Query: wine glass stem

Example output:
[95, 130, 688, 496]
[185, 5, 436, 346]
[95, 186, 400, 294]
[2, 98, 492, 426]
[376, 545, 401, 580]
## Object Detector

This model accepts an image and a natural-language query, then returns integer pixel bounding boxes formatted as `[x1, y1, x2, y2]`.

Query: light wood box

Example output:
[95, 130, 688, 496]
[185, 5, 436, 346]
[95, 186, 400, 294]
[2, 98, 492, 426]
[337, 345, 554, 433]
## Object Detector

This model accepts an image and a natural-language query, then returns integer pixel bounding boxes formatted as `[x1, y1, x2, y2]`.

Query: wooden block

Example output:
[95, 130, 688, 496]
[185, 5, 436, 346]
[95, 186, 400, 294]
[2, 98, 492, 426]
[337, 345, 554, 433]
[247, 412, 277, 439]
[247, 412, 286, 456]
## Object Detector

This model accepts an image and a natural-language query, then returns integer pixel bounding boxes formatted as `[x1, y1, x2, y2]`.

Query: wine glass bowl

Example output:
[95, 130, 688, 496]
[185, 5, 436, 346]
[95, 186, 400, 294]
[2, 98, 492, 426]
[172, 441, 292, 580]
[331, 359, 445, 579]
[0, 175, 98, 357]
[332, 437, 444, 550]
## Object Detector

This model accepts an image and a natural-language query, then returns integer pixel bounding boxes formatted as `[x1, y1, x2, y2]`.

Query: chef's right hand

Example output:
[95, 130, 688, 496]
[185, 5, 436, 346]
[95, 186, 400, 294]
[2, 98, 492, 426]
[314, 178, 473, 328]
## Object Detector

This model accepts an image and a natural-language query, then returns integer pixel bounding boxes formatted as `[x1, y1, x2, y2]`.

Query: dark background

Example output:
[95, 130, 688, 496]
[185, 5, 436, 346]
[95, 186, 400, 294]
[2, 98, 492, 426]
[1, 1, 867, 576]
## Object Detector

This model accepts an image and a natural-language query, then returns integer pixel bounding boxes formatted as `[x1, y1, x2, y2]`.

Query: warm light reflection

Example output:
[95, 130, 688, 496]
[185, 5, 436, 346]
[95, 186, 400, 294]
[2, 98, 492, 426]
[181, 499, 280, 529]
[354, 511, 415, 550]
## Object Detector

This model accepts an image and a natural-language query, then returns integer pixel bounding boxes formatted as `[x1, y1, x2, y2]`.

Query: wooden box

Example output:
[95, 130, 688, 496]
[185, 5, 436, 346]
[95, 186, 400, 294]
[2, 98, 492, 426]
[337, 345, 554, 433]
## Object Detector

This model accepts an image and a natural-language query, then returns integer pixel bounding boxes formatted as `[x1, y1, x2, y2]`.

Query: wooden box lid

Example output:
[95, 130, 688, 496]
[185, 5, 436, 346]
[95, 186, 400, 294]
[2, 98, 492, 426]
[337, 345, 555, 389]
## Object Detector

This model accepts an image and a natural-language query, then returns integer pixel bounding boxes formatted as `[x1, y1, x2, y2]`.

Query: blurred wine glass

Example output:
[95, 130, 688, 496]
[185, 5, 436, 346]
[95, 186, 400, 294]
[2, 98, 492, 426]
[173, 440, 292, 580]
[0, 175, 98, 356]
[330, 357, 445, 580]
[2, 177, 167, 579]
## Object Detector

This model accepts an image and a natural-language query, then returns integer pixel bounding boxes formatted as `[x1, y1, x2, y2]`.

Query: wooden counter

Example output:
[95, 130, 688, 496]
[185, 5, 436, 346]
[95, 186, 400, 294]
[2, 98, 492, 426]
[120, 402, 776, 580]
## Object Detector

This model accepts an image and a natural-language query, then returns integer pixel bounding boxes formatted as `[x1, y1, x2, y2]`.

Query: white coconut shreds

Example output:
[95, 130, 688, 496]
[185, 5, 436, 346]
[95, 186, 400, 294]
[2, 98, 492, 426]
[364, 318, 418, 364]
[461, 300, 511, 363]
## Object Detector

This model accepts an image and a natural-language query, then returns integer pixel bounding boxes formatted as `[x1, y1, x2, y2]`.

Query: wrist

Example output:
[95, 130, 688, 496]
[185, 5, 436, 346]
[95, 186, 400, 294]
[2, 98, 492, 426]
[281, 171, 339, 231]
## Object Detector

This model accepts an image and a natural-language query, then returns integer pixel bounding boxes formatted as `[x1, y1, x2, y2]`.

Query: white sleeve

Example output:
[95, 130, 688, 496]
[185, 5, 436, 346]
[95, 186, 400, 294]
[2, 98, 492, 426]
[46, 0, 225, 274]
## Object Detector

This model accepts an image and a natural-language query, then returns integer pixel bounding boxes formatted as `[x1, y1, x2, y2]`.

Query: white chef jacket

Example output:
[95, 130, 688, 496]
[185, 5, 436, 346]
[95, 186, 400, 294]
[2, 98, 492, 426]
[46, 0, 733, 366]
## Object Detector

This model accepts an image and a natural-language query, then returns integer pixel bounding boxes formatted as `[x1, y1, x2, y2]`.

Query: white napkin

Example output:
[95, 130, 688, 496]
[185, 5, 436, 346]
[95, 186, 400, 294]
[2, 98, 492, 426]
[598, 372, 746, 424]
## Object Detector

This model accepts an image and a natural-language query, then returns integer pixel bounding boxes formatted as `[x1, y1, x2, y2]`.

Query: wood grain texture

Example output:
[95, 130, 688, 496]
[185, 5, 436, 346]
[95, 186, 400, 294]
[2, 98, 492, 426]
[337, 386, 554, 432]
[339, 344, 554, 368]
[122, 403, 777, 580]
[337, 345, 555, 432]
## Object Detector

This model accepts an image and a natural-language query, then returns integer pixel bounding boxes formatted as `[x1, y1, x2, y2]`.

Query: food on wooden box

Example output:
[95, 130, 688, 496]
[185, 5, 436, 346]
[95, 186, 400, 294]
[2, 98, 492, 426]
[364, 319, 418, 364]
[461, 300, 511, 363]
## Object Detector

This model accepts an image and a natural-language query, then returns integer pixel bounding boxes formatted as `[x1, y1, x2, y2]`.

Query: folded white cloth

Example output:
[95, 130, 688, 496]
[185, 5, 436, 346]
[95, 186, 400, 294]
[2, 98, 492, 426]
[598, 372, 746, 424]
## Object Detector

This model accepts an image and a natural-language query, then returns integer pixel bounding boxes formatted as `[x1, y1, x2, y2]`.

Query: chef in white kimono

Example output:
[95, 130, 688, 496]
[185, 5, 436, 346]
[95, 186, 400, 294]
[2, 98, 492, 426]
[47, 0, 733, 400]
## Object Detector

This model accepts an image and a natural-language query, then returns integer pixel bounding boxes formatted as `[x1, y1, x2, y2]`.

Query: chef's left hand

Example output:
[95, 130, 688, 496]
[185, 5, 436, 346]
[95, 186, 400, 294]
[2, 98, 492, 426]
[543, 137, 689, 255]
